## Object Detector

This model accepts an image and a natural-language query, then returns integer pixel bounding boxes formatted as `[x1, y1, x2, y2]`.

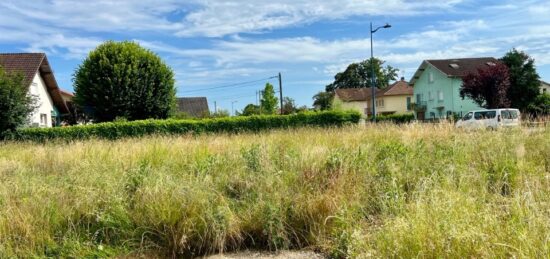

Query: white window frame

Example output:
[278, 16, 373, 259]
[428, 91, 433, 101]
[428, 72, 434, 83]
[438, 91, 444, 102]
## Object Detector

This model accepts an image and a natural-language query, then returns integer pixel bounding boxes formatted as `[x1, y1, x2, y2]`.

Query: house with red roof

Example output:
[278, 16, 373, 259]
[0, 53, 71, 127]
[334, 77, 414, 117]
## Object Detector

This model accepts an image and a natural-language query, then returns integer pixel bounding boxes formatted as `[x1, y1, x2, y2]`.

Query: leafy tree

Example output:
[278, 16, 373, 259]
[74, 41, 176, 122]
[460, 63, 511, 109]
[0, 67, 36, 137]
[527, 93, 550, 116]
[325, 58, 399, 92]
[312, 91, 334, 110]
[238, 104, 261, 116]
[260, 83, 278, 115]
[500, 49, 540, 111]
[281, 97, 298, 115]
[210, 109, 230, 118]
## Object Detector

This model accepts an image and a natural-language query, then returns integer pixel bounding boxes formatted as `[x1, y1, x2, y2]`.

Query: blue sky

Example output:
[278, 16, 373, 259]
[1, 0, 549, 113]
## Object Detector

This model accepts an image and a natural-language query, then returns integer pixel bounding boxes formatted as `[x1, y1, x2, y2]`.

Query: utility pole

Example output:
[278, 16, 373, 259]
[214, 101, 217, 113]
[278, 72, 283, 115]
[231, 101, 238, 116]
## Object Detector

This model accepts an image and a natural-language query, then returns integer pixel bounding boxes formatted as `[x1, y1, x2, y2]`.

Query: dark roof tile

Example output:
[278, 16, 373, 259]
[176, 97, 209, 117]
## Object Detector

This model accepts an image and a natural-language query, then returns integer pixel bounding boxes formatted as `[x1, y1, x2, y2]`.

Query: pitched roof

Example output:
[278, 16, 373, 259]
[410, 57, 499, 85]
[176, 97, 210, 117]
[0, 53, 70, 114]
[335, 79, 412, 102]
[380, 79, 413, 96]
[335, 88, 377, 102]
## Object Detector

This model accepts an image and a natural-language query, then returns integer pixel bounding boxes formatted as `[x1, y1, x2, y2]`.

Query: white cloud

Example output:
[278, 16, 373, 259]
[0, 0, 465, 38]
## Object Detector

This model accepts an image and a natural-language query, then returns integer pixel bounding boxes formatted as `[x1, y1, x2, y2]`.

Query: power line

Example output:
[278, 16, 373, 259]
[181, 76, 277, 94]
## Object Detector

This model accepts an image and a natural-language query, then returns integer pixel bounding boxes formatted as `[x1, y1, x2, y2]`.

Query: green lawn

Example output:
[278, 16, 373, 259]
[0, 124, 549, 257]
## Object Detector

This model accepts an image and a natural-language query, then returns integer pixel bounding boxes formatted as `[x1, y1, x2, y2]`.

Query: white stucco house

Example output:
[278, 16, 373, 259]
[0, 53, 70, 127]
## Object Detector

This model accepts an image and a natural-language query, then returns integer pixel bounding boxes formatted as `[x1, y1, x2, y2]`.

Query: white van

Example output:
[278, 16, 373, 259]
[455, 109, 521, 130]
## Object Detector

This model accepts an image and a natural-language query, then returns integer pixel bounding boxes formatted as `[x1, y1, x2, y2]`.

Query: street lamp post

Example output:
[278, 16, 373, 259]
[370, 22, 391, 122]
[231, 100, 238, 116]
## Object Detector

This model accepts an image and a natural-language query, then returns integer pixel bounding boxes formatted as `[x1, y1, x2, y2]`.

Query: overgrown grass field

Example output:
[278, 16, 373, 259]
[0, 124, 549, 257]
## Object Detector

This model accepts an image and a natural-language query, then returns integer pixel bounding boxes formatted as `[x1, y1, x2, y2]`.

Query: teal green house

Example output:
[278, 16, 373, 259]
[410, 57, 498, 120]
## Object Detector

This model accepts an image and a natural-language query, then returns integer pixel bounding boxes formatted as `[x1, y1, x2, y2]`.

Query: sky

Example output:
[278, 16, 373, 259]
[1, 0, 549, 114]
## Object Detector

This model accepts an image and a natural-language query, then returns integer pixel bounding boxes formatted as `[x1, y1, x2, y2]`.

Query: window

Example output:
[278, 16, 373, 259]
[376, 99, 384, 107]
[428, 91, 433, 101]
[501, 110, 519, 119]
[428, 72, 434, 83]
[438, 91, 444, 102]
[474, 111, 497, 120]
[416, 94, 423, 103]
[40, 114, 48, 126]
[544, 88, 547, 94]
[463, 112, 473, 120]
[406, 97, 412, 111]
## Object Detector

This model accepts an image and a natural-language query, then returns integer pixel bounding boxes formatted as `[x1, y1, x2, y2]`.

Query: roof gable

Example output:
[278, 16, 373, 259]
[0, 53, 69, 114]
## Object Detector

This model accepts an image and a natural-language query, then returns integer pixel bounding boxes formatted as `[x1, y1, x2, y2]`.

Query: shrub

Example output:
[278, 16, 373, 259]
[372, 113, 415, 123]
[74, 41, 176, 122]
[9, 110, 361, 142]
[0, 67, 36, 138]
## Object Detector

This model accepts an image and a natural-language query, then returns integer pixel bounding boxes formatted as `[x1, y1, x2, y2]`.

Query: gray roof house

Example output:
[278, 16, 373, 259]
[176, 97, 210, 117]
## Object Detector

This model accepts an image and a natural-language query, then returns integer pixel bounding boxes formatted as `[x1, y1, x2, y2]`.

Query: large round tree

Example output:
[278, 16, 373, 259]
[74, 41, 176, 122]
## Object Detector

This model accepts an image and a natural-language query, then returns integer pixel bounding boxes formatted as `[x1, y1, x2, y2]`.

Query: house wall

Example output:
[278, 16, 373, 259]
[413, 65, 481, 119]
[28, 72, 55, 127]
[541, 82, 550, 94]
[377, 95, 413, 115]
[335, 96, 369, 116]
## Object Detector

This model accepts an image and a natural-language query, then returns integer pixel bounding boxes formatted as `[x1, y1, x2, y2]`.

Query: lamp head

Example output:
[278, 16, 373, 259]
[383, 23, 392, 28]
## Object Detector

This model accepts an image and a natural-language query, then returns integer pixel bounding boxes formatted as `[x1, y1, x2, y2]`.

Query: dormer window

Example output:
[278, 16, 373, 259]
[486, 62, 496, 66]
[449, 64, 459, 69]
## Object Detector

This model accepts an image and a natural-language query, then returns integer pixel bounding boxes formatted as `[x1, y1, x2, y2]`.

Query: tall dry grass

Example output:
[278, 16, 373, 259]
[0, 123, 549, 257]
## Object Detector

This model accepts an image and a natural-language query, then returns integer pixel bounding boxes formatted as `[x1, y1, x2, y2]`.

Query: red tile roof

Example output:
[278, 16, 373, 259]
[380, 79, 413, 96]
[0, 53, 70, 114]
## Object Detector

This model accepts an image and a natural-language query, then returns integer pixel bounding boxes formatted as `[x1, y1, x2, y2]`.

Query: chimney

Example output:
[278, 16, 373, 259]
[400, 77, 405, 81]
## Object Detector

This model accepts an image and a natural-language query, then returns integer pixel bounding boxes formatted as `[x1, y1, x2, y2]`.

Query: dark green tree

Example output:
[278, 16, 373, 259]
[238, 104, 261, 116]
[260, 83, 278, 115]
[325, 58, 399, 92]
[500, 49, 540, 111]
[0, 67, 36, 138]
[281, 97, 298, 115]
[527, 93, 550, 116]
[312, 91, 334, 110]
[74, 41, 176, 122]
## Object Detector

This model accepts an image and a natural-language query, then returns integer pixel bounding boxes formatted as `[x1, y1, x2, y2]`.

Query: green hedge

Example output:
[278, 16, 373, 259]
[9, 110, 361, 142]
[372, 113, 415, 123]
